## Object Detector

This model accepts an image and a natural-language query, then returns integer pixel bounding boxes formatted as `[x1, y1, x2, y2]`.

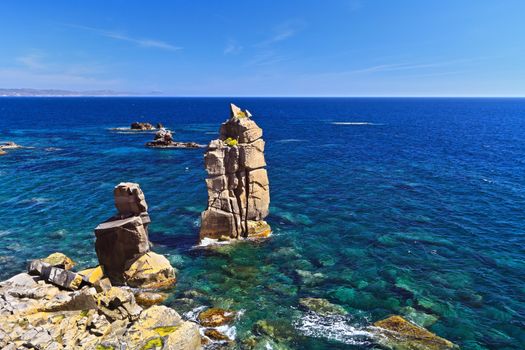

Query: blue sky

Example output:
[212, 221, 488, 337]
[0, 0, 524, 96]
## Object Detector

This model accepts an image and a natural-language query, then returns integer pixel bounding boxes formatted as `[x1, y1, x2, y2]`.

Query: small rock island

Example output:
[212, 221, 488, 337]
[146, 128, 204, 149]
[200, 103, 271, 242]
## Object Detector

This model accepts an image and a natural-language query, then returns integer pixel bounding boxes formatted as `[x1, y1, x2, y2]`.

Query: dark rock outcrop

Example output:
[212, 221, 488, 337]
[94, 182, 175, 288]
[131, 122, 155, 130]
[199, 104, 271, 241]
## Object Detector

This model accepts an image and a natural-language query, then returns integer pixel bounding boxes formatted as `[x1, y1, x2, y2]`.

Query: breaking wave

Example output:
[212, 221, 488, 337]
[293, 311, 374, 346]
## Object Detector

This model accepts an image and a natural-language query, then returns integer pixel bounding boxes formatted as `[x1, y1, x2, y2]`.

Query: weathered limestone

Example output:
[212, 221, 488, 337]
[94, 182, 175, 288]
[200, 104, 271, 241]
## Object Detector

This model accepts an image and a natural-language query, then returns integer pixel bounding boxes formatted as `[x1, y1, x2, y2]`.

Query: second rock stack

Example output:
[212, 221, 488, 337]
[94, 183, 175, 288]
[200, 104, 271, 241]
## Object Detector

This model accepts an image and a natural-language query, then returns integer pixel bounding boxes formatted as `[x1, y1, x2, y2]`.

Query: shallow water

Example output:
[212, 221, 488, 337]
[1, 97, 524, 349]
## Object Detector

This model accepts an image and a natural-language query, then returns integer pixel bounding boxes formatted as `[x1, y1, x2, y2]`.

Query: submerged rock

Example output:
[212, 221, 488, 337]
[373, 315, 457, 350]
[200, 103, 271, 241]
[299, 297, 348, 316]
[197, 307, 236, 327]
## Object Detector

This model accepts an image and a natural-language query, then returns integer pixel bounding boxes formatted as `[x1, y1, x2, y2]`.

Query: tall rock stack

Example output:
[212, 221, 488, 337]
[94, 183, 175, 288]
[200, 104, 271, 241]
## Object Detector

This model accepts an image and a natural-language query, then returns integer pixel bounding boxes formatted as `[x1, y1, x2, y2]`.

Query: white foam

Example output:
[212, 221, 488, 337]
[183, 305, 207, 321]
[294, 311, 374, 346]
[276, 139, 305, 143]
[331, 122, 382, 125]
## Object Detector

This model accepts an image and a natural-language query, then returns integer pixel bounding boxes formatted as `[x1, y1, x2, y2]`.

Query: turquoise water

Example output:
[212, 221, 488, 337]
[0, 97, 524, 349]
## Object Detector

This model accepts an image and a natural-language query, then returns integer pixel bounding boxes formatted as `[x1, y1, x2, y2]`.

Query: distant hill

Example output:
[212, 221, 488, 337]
[0, 88, 162, 97]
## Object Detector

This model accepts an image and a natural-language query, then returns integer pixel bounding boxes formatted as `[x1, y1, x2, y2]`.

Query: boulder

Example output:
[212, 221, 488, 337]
[200, 104, 270, 241]
[146, 128, 205, 149]
[0, 149, 5, 156]
[113, 182, 148, 217]
[124, 252, 176, 289]
[78, 266, 104, 284]
[135, 291, 168, 307]
[95, 215, 150, 284]
[373, 315, 457, 350]
[42, 252, 76, 270]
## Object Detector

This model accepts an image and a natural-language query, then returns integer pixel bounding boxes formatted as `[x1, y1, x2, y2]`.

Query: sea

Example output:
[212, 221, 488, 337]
[0, 97, 524, 349]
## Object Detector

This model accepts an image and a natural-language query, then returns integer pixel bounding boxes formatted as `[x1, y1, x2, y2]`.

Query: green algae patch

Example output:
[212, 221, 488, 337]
[141, 337, 164, 350]
[153, 326, 179, 336]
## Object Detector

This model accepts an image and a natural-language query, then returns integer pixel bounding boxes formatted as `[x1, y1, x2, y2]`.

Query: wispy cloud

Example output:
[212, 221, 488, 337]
[224, 39, 243, 55]
[244, 51, 291, 67]
[66, 24, 182, 51]
[254, 20, 305, 47]
[340, 57, 487, 75]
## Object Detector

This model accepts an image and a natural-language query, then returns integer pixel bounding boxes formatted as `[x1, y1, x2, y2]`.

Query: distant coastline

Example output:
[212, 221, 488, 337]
[0, 88, 162, 97]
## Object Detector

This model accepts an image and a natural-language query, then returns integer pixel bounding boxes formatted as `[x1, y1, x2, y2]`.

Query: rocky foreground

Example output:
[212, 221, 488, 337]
[0, 270, 201, 349]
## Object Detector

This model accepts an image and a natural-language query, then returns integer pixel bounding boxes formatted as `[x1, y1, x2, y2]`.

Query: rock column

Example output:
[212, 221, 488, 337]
[94, 183, 175, 288]
[200, 104, 271, 241]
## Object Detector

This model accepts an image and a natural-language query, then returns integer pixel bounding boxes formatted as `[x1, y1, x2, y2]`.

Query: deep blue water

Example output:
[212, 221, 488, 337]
[0, 97, 524, 349]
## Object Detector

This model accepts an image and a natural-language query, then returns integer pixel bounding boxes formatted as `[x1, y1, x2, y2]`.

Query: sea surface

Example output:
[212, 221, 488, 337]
[0, 97, 524, 349]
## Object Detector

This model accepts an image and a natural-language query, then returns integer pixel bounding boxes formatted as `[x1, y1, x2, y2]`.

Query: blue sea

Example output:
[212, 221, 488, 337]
[1, 97, 524, 349]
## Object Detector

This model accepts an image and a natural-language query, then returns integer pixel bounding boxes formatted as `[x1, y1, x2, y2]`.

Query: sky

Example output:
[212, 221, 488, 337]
[0, 0, 524, 96]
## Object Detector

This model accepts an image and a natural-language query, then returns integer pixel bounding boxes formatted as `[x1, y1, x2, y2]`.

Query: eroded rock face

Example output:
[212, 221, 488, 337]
[200, 104, 271, 241]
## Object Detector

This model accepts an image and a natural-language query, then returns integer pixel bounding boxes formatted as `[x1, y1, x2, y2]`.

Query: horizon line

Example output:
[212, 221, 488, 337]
[1, 95, 525, 98]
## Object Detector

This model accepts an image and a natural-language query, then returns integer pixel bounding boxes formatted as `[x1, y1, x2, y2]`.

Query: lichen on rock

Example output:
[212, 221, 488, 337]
[200, 103, 271, 242]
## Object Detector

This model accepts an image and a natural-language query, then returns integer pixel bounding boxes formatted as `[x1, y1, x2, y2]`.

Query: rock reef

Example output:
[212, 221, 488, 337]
[199, 103, 271, 242]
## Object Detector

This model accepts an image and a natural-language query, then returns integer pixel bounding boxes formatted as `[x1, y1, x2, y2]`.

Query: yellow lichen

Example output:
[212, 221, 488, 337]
[141, 337, 164, 350]
[153, 326, 178, 336]
[225, 137, 238, 146]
